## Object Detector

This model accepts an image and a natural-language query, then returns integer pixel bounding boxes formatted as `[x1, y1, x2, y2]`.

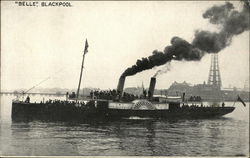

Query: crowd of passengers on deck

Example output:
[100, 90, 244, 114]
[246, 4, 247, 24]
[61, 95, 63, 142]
[69, 89, 143, 102]
[88, 89, 155, 101]
[24, 97, 95, 107]
[23, 91, 225, 107]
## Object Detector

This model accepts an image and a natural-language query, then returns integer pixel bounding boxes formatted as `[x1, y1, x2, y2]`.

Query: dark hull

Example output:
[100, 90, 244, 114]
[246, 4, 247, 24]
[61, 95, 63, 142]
[11, 102, 235, 122]
[11, 102, 104, 122]
[107, 107, 235, 119]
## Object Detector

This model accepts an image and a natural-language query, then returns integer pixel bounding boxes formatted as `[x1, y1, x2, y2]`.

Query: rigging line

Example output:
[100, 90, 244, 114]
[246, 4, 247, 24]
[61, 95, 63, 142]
[23, 68, 64, 94]
[24, 77, 51, 94]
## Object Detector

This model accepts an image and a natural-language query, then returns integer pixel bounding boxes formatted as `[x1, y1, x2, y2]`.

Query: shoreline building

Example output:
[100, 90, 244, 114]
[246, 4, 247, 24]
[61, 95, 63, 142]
[167, 54, 249, 102]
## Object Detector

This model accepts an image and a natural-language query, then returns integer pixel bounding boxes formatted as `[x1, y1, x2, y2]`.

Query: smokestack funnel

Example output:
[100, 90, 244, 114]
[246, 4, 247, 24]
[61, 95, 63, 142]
[148, 77, 156, 100]
[117, 75, 126, 95]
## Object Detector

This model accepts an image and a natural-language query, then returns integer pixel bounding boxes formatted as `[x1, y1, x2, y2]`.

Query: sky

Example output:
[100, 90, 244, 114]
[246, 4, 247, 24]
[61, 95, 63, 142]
[1, 1, 249, 91]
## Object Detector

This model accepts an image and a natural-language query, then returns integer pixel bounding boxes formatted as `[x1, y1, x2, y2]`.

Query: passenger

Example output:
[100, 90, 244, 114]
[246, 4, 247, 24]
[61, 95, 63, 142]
[25, 96, 30, 103]
[81, 102, 85, 106]
[65, 92, 69, 101]
[222, 102, 225, 107]
[143, 90, 147, 99]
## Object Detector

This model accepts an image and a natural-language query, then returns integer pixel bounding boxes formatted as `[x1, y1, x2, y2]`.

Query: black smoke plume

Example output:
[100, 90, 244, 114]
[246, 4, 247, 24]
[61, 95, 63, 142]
[193, 1, 249, 52]
[122, 1, 249, 77]
[122, 37, 204, 76]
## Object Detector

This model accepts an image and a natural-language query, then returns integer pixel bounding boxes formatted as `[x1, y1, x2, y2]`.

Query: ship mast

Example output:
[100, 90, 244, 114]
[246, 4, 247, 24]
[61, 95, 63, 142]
[76, 39, 89, 99]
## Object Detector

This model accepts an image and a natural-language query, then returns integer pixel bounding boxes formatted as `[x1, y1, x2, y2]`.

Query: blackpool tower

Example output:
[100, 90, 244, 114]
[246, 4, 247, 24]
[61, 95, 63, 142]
[207, 53, 222, 89]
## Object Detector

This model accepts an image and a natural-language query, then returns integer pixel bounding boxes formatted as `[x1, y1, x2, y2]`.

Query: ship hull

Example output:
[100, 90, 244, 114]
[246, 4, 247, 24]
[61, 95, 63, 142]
[11, 101, 235, 122]
[107, 107, 235, 119]
[11, 102, 105, 122]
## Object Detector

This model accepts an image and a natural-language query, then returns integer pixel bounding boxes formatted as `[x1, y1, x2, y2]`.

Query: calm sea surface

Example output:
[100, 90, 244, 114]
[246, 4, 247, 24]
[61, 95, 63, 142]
[0, 95, 249, 156]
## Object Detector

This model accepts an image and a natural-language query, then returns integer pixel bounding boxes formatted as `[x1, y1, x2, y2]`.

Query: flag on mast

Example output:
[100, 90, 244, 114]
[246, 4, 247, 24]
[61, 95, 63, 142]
[84, 39, 89, 55]
[237, 95, 246, 107]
